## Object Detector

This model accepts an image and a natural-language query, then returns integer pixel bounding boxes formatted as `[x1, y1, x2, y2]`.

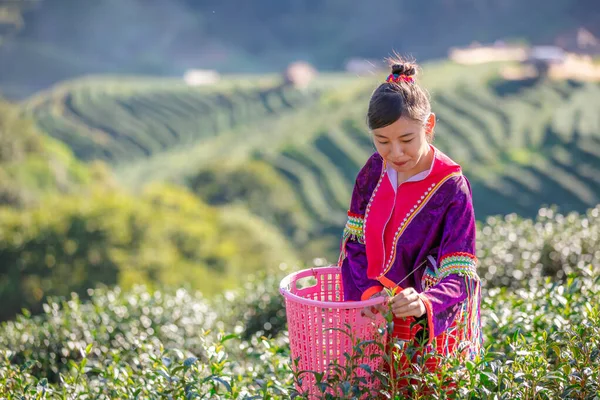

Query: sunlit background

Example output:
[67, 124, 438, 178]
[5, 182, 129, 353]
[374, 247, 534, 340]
[1, 1, 600, 397]
[0, 0, 599, 323]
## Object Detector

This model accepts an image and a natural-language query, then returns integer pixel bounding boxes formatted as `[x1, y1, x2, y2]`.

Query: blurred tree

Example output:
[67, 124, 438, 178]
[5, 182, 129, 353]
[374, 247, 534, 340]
[0, 183, 297, 321]
[0, 98, 105, 206]
[0, 96, 42, 163]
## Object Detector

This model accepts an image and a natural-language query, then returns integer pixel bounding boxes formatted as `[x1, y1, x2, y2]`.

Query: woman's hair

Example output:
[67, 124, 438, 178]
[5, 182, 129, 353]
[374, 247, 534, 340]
[367, 57, 431, 131]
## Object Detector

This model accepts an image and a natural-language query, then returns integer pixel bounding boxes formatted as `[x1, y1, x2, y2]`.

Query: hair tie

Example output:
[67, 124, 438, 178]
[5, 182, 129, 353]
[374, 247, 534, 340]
[386, 73, 414, 84]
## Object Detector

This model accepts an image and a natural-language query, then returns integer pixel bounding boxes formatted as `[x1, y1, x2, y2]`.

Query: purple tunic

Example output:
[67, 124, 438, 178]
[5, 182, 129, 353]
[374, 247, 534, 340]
[338, 147, 483, 359]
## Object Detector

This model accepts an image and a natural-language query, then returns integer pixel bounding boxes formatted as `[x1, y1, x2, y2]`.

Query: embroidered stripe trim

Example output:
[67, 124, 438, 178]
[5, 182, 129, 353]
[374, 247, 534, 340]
[337, 211, 366, 265]
[437, 252, 479, 282]
[363, 159, 387, 247]
[420, 253, 482, 359]
[421, 269, 438, 290]
[342, 211, 365, 244]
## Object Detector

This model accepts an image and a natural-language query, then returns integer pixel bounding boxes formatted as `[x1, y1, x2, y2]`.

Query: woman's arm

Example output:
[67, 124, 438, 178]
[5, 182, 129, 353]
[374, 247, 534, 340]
[339, 153, 385, 301]
[417, 176, 481, 346]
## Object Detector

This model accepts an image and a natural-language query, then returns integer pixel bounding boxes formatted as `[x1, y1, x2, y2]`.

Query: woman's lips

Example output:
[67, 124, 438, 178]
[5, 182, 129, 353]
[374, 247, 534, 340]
[392, 160, 408, 167]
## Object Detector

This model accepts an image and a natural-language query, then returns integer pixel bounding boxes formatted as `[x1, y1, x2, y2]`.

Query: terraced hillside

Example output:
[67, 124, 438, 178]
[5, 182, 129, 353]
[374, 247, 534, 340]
[22, 62, 600, 260]
[436, 79, 600, 215]
[246, 78, 600, 257]
[22, 75, 317, 163]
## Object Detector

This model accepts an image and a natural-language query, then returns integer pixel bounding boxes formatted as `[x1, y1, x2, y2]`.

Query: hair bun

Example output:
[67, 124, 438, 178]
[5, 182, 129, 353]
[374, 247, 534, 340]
[391, 63, 416, 77]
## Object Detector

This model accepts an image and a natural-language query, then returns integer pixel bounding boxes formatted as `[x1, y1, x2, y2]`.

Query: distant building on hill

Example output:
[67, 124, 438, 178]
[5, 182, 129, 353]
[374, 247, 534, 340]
[524, 46, 567, 78]
[448, 40, 528, 64]
[519, 45, 600, 82]
[283, 61, 317, 89]
[528, 46, 567, 62]
[555, 27, 600, 56]
[344, 58, 385, 75]
[183, 69, 220, 86]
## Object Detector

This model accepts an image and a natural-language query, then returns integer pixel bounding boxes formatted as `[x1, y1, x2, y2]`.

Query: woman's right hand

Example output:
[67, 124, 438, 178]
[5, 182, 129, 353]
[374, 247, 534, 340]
[360, 291, 388, 320]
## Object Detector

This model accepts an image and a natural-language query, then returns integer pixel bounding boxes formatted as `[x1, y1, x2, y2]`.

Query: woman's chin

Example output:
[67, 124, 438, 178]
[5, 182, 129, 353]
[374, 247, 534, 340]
[390, 161, 413, 172]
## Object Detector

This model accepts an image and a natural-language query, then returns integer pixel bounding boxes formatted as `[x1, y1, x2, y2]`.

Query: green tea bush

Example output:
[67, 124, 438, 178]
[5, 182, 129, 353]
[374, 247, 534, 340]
[0, 285, 294, 399]
[213, 269, 290, 341]
[1, 269, 599, 398]
[477, 205, 600, 288]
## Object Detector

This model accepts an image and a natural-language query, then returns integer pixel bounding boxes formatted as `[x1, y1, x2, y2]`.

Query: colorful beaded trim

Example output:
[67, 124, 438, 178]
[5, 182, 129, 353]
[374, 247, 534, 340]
[342, 211, 365, 244]
[437, 252, 479, 282]
[337, 211, 366, 265]
[421, 252, 483, 360]
[421, 268, 438, 290]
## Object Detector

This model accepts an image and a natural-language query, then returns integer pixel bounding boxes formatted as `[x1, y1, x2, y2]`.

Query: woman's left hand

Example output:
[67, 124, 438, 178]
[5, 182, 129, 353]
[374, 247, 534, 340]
[389, 287, 426, 318]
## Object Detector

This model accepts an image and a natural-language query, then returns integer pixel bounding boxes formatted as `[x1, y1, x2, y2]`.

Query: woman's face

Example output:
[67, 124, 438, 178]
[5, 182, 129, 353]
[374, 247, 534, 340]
[372, 114, 435, 173]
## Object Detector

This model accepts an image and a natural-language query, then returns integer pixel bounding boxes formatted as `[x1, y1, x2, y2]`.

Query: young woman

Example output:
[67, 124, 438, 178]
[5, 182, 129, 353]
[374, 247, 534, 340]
[338, 59, 483, 384]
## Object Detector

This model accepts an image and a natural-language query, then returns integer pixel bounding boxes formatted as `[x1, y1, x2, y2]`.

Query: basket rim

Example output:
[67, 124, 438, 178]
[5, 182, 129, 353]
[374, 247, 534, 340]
[279, 266, 387, 309]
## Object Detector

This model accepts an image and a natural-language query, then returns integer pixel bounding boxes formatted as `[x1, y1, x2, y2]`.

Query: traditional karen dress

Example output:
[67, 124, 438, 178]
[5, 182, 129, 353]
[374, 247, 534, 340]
[339, 146, 483, 379]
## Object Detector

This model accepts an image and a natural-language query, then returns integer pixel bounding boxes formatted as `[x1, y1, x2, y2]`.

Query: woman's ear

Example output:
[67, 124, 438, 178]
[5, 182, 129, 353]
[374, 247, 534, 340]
[425, 113, 436, 134]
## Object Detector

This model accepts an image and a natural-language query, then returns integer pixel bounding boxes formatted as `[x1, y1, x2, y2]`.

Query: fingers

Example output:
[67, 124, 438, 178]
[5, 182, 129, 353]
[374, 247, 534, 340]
[374, 303, 387, 314]
[361, 306, 379, 320]
[391, 300, 420, 318]
[362, 287, 424, 319]
[361, 301, 389, 320]
[389, 288, 419, 308]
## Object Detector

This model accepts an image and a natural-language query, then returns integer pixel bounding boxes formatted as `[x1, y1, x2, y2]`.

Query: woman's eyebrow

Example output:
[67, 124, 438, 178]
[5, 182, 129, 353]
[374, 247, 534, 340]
[374, 132, 414, 138]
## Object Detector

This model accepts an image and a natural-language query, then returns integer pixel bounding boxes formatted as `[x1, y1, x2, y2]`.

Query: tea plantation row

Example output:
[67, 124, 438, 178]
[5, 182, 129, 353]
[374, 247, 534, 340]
[1, 205, 599, 398]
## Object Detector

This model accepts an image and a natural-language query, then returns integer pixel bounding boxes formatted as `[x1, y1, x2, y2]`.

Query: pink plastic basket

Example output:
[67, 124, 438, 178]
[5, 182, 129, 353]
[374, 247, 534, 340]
[279, 266, 388, 397]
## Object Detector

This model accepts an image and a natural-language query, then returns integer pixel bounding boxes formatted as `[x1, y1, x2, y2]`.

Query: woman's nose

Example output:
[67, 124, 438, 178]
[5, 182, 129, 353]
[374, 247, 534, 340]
[390, 142, 405, 158]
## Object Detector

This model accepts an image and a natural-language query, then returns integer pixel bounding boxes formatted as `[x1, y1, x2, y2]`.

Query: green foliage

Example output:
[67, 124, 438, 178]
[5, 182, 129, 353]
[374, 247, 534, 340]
[478, 206, 600, 288]
[0, 183, 297, 321]
[187, 159, 313, 244]
[0, 286, 293, 398]
[0, 98, 102, 206]
[0, 98, 43, 163]
[0, 259, 598, 398]
[214, 269, 290, 341]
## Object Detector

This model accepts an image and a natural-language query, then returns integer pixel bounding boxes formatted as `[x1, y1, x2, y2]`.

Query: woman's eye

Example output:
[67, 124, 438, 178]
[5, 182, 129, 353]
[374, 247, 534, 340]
[377, 141, 389, 145]
[402, 139, 413, 143]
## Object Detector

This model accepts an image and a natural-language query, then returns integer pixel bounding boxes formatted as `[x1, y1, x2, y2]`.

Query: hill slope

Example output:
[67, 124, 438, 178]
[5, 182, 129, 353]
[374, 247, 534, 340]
[0, 98, 106, 206]
[22, 75, 317, 164]
[0, 96, 299, 321]
[22, 62, 600, 260]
